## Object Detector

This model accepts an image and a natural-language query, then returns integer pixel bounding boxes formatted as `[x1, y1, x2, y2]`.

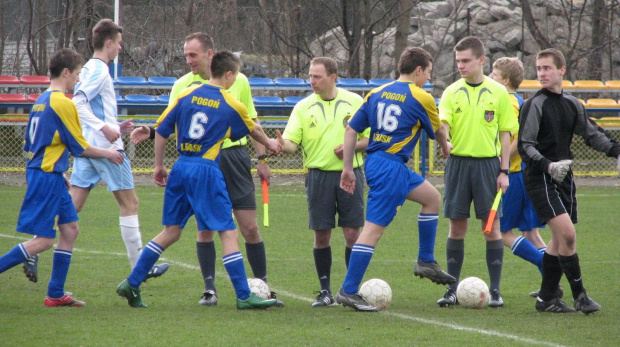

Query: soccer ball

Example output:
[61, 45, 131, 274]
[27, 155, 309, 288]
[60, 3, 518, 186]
[247, 278, 270, 300]
[456, 277, 490, 309]
[359, 278, 392, 310]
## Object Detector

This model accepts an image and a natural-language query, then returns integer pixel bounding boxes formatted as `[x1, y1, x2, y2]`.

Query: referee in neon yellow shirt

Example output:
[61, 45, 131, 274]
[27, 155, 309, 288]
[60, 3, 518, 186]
[277, 57, 369, 308]
[436, 37, 518, 309]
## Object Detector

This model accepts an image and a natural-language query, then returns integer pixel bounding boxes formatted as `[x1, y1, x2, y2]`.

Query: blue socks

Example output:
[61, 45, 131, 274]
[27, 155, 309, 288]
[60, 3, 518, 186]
[223, 252, 250, 299]
[342, 244, 374, 295]
[511, 236, 543, 273]
[418, 213, 439, 263]
[47, 249, 72, 298]
[0, 243, 29, 274]
[127, 241, 164, 288]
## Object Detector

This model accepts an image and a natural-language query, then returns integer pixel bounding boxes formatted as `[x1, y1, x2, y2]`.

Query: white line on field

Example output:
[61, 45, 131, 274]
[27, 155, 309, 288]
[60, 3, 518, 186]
[1, 233, 568, 347]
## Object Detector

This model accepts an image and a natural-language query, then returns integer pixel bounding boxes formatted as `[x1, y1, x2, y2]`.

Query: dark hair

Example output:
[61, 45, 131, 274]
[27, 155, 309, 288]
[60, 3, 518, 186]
[398, 47, 433, 75]
[537, 48, 566, 69]
[185, 32, 215, 52]
[492, 57, 524, 90]
[310, 57, 338, 76]
[92, 19, 123, 50]
[210, 50, 241, 78]
[454, 36, 485, 58]
[48, 48, 84, 78]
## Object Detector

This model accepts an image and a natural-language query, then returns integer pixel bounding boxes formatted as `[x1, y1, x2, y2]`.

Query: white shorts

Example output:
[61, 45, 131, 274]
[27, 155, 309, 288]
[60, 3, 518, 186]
[70, 152, 134, 191]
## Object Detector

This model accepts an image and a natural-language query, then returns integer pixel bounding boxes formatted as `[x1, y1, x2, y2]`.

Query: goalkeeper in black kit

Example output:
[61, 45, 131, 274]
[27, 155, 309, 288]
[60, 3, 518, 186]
[518, 48, 620, 314]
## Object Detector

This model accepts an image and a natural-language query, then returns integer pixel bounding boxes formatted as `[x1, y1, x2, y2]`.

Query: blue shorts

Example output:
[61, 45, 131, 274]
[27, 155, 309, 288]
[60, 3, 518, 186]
[162, 157, 236, 231]
[500, 171, 544, 232]
[365, 152, 425, 227]
[70, 152, 134, 191]
[17, 169, 78, 238]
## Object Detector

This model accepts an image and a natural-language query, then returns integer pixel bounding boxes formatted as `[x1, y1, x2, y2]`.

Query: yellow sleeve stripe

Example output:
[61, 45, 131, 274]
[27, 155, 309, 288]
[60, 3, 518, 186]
[409, 84, 440, 131]
[222, 90, 254, 132]
[41, 130, 64, 172]
[50, 92, 89, 149]
[203, 128, 231, 160]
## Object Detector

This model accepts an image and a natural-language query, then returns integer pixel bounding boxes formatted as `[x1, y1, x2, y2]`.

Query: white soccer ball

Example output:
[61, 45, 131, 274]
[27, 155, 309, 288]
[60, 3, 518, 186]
[359, 278, 392, 310]
[247, 278, 270, 300]
[456, 276, 490, 309]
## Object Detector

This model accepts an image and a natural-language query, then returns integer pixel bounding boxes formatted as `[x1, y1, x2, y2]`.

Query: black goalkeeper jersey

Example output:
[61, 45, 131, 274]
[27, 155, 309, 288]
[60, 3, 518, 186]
[518, 88, 620, 175]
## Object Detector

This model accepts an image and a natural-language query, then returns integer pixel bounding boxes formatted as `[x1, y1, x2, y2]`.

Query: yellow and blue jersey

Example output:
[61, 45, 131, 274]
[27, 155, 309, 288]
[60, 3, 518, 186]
[156, 83, 255, 162]
[24, 90, 89, 173]
[509, 92, 525, 173]
[348, 81, 439, 163]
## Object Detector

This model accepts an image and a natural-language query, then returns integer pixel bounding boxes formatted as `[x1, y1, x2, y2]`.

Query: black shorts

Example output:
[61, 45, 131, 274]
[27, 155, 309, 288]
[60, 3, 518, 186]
[305, 168, 365, 230]
[523, 168, 577, 224]
[219, 146, 256, 210]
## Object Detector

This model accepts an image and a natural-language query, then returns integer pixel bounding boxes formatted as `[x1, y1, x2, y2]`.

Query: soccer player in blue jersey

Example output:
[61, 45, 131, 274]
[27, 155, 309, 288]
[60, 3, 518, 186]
[116, 50, 281, 309]
[336, 47, 455, 311]
[0, 48, 123, 306]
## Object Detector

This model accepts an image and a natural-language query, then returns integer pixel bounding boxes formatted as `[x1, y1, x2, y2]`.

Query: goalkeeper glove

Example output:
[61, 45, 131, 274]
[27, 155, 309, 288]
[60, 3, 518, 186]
[548, 159, 572, 183]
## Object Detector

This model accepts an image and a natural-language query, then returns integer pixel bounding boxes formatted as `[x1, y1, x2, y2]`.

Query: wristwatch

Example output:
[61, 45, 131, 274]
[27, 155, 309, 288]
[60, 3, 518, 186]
[257, 154, 269, 164]
[499, 169, 510, 175]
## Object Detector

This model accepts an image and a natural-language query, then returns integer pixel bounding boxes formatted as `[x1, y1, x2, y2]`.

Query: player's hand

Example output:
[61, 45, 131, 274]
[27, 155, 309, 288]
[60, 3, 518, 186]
[119, 119, 135, 135]
[154, 165, 168, 187]
[101, 124, 121, 143]
[63, 174, 71, 189]
[340, 169, 356, 194]
[548, 159, 572, 183]
[438, 142, 452, 158]
[131, 125, 151, 145]
[265, 138, 281, 155]
[106, 149, 124, 165]
[257, 161, 271, 185]
[334, 144, 344, 160]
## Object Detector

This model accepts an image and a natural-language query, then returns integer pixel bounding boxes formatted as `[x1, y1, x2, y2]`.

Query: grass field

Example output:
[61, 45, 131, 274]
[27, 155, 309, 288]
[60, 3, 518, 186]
[0, 181, 618, 346]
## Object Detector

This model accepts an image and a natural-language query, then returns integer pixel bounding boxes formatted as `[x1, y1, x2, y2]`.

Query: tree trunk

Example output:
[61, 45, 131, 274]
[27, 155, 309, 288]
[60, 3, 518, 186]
[521, 0, 552, 50]
[393, 0, 415, 74]
[587, 0, 606, 80]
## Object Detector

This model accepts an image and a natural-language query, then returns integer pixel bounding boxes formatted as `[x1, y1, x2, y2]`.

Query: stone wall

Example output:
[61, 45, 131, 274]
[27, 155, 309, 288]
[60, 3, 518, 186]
[310, 0, 618, 95]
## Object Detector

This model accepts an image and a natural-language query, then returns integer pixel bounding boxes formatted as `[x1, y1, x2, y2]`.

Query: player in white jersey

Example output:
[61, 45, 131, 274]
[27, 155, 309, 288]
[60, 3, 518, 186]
[69, 19, 168, 278]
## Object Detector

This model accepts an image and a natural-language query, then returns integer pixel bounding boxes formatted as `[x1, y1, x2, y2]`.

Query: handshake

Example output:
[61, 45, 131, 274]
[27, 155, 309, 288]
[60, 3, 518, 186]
[548, 160, 572, 183]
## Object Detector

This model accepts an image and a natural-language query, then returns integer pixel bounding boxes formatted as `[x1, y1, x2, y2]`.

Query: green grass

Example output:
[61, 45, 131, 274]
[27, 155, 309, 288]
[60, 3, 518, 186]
[0, 182, 618, 346]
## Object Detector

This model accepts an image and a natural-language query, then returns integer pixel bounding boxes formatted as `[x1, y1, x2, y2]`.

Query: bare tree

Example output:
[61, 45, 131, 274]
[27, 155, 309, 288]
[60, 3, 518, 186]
[393, 0, 416, 71]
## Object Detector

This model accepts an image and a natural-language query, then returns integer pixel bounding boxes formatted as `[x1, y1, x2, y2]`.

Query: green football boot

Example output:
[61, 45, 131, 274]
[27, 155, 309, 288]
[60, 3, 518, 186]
[116, 279, 147, 308]
[236, 292, 277, 310]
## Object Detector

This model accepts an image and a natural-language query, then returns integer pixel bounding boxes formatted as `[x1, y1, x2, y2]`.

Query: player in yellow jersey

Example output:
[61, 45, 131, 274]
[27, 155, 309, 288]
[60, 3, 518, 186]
[277, 57, 369, 307]
[0, 49, 123, 306]
[437, 37, 518, 308]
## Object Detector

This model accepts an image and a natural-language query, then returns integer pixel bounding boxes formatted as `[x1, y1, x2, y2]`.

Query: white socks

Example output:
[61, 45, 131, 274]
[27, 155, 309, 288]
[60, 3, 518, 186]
[119, 215, 142, 268]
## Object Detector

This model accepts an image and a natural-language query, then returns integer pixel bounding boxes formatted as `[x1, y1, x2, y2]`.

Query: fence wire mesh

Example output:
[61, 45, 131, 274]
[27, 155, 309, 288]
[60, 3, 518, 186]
[1, 120, 618, 176]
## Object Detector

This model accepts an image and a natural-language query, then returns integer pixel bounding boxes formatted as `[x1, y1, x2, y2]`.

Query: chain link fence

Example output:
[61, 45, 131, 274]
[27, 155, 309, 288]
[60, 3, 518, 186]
[2, 116, 618, 176]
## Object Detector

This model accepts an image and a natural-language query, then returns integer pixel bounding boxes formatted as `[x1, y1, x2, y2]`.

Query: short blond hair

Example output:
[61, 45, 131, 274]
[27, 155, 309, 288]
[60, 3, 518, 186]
[493, 57, 524, 91]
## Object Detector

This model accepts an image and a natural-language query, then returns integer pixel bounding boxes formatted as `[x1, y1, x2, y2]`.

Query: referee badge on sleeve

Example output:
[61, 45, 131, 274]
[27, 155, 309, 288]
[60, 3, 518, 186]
[484, 110, 495, 122]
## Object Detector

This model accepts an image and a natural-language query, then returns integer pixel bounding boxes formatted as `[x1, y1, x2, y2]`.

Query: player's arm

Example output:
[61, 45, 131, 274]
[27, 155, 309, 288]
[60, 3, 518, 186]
[435, 123, 451, 158]
[518, 99, 551, 173]
[340, 126, 359, 194]
[249, 122, 281, 155]
[73, 92, 120, 143]
[153, 132, 168, 187]
[81, 144, 124, 164]
[498, 130, 511, 192]
[573, 100, 620, 159]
